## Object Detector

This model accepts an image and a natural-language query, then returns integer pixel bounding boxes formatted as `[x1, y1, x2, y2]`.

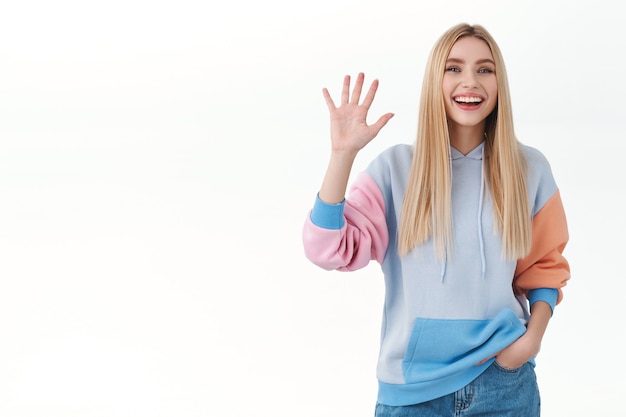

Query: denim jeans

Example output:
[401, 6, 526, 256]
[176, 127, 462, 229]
[375, 361, 540, 417]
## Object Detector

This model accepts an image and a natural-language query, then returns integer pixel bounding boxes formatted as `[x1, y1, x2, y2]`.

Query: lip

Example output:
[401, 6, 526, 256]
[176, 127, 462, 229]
[452, 93, 485, 111]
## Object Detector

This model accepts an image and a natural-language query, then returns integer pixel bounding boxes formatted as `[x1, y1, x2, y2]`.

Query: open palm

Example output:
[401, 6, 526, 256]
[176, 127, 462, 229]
[323, 73, 394, 153]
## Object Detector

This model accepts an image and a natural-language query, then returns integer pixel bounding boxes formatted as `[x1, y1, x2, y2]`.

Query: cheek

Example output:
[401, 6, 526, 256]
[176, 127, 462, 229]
[441, 77, 454, 96]
[487, 82, 498, 110]
[442, 81, 456, 107]
[488, 79, 498, 98]
[442, 96, 454, 116]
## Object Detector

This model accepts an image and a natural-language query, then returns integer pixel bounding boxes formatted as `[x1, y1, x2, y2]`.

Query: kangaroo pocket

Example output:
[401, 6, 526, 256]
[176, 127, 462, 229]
[402, 309, 526, 383]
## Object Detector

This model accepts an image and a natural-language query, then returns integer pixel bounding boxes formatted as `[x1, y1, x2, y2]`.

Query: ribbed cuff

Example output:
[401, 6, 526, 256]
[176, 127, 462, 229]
[309, 194, 345, 229]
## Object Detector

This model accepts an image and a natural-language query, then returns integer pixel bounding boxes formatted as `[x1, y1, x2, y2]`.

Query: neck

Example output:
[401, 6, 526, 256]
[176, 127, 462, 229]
[448, 123, 485, 155]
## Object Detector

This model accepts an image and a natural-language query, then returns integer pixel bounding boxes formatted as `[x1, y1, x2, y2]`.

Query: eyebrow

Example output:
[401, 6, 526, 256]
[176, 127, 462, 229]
[446, 57, 496, 65]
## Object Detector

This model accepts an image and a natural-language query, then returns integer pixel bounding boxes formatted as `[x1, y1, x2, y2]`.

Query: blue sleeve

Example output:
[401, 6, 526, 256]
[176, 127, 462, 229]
[528, 288, 559, 315]
[309, 194, 345, 229]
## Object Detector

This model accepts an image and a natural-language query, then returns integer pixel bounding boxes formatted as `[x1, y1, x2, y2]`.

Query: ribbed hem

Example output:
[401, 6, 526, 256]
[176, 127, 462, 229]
[377, 360, 492, 406]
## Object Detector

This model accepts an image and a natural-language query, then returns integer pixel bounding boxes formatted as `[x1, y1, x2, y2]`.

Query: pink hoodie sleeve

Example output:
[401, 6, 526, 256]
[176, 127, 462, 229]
[302, 172, 389, 271]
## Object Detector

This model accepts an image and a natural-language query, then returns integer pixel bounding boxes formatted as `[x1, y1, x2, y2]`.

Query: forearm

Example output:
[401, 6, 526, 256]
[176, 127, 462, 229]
[318, 150, 358, 204]
[525, 300, 552, 345]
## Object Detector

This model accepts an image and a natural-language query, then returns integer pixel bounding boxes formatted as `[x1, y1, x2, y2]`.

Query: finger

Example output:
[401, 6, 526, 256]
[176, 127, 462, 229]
[475, 352, 498, 366]
[361, 78, 380, 109]
[371, 113, 394, 134]
[322, 88, 336, 111]
[341, 75, 351, 105]
[476, 356, 493, 366]
[350, 72, 365, 105]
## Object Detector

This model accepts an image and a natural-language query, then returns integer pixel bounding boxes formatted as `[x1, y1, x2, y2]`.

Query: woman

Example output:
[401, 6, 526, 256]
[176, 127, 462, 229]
[302, 23, 570, 416]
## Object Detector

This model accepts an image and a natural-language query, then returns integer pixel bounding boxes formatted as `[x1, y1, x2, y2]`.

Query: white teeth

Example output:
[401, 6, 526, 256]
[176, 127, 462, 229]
[455, 96, 482, 103]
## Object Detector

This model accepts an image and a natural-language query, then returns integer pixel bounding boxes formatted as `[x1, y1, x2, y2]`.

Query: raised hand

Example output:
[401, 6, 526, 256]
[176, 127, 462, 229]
[323, 73, 394, 155]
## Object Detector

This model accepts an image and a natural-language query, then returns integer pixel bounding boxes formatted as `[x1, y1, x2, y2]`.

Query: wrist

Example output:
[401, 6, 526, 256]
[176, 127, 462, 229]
[329, 148, 359, 161]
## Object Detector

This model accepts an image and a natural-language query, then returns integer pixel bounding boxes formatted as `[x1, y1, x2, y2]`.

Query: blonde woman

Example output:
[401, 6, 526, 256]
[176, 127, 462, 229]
[302, 23, 570, 416]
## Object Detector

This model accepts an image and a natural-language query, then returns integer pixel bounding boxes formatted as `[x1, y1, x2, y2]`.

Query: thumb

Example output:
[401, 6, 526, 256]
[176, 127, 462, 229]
[476, 351, 499, 366]
[371, 112, 394, 134]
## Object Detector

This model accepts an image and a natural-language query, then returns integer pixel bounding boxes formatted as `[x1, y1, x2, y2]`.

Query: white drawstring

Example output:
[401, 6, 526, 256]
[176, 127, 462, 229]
[478, 151, 487, 280]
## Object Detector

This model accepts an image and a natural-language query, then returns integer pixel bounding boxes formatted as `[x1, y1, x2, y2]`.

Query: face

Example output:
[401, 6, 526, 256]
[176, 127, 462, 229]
[442, 36, 497, 132]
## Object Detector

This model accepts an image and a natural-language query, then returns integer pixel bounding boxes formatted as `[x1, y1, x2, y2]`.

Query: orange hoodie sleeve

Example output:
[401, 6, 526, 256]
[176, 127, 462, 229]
[514, 190, 570, 304]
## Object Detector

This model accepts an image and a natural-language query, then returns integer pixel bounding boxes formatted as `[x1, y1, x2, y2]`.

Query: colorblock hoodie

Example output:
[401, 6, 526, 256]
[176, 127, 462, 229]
[302, 141, 570, 406]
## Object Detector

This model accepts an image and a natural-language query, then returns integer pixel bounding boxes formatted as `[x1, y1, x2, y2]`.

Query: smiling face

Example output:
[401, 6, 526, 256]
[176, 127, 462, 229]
[442, 36, 498, 136]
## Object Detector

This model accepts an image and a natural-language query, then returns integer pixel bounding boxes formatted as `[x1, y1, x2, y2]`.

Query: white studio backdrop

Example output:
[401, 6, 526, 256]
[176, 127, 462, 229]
[0, 0, 623, 415]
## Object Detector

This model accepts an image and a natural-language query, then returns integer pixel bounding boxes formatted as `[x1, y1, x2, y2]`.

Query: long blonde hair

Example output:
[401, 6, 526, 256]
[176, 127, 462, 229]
[398, 23, 531, 260]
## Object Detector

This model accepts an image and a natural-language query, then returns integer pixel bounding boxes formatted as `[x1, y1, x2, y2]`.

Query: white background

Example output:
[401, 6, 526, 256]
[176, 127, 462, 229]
[0, 0, 623, 415]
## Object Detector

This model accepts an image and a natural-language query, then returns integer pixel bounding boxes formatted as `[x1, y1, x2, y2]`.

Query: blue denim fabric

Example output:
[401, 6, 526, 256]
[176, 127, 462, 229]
[375, 361, 540, 417]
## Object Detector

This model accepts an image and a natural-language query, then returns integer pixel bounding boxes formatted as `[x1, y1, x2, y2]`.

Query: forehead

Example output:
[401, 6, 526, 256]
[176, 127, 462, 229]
[447, 36, 493, 61]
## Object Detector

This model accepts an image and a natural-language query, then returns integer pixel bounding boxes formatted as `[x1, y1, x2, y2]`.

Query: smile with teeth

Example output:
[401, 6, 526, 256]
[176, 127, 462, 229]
[454, 96, 483, 104]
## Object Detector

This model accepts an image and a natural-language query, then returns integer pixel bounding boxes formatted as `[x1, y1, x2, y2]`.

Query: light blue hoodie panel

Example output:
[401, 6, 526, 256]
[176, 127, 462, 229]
[363, 141, 558, 406]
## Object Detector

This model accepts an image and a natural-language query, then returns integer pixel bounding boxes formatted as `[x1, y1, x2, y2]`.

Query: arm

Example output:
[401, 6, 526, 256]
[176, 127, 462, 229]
[481, 191, 570, 368]
[301, 73, 393, 271]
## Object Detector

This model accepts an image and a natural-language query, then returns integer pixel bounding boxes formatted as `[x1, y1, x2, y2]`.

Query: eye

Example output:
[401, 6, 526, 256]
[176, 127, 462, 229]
[478, 68, 494, 74]
[445, 66, 461, 73]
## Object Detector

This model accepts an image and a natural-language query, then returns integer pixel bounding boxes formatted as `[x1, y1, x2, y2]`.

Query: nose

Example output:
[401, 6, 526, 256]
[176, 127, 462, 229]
[461, 72, 478, 88]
